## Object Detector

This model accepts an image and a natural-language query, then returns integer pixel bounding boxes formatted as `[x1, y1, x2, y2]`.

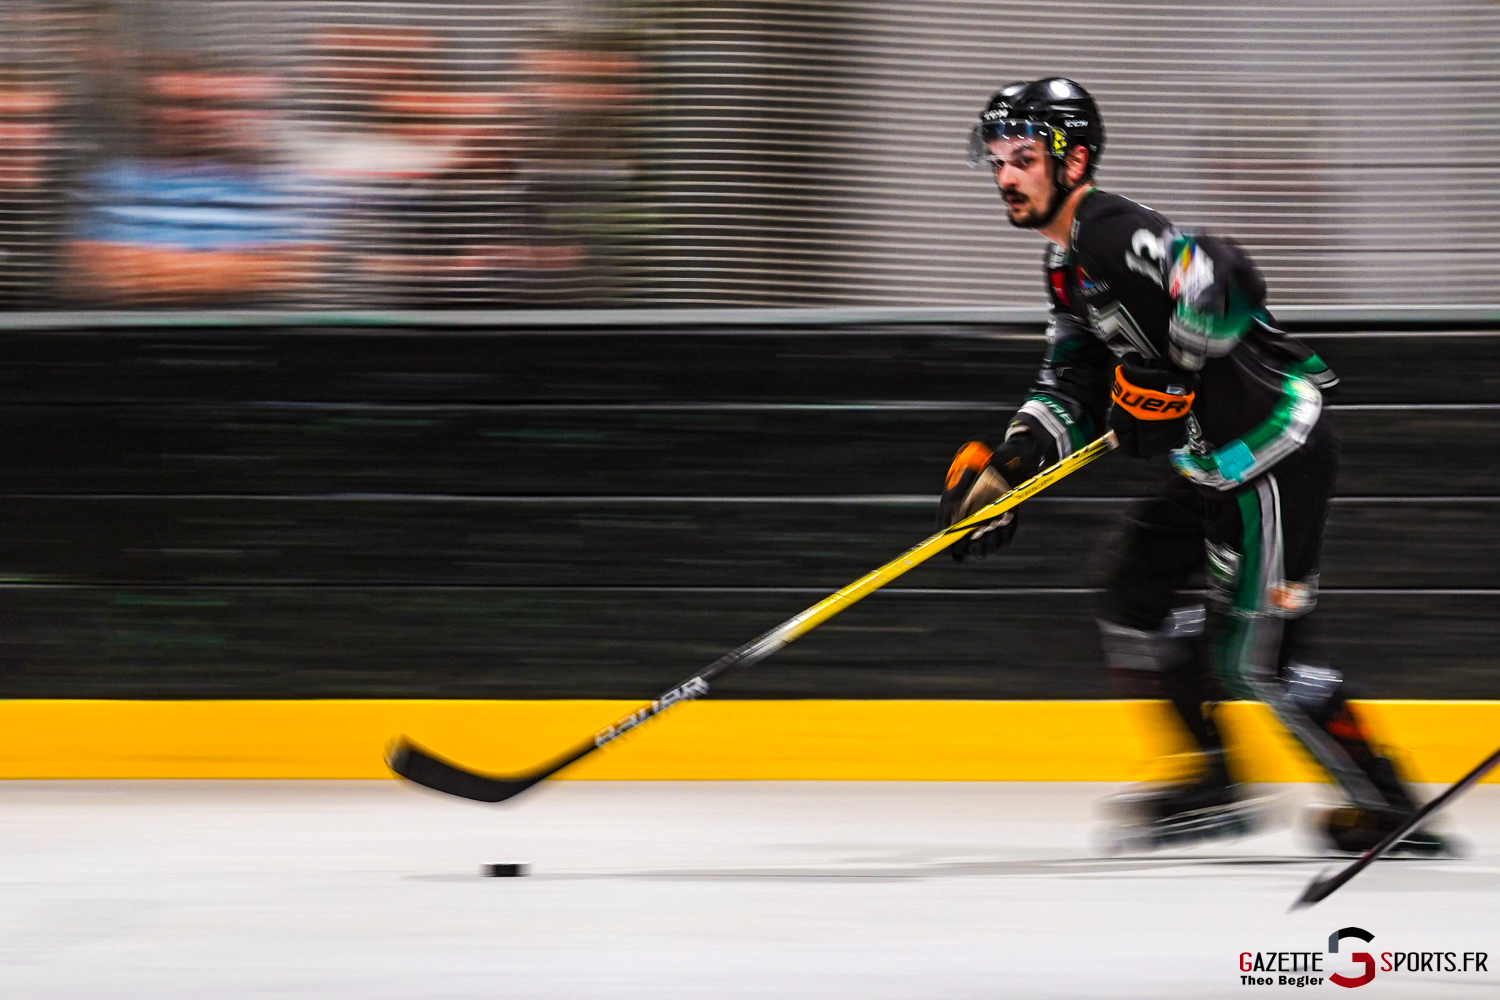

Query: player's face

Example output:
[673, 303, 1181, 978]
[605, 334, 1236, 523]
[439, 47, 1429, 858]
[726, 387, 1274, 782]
[990, 138, 1056, 229]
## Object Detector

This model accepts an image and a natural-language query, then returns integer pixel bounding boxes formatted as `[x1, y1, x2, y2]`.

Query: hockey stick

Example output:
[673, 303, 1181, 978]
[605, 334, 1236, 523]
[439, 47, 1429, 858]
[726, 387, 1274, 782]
[388, 430, 1118, 803]
[1292, 744, 1500, 909]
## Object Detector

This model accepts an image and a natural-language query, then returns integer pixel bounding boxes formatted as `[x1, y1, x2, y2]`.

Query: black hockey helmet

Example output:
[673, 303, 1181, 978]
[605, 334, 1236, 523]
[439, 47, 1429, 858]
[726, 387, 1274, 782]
[967, 77, 1104, 179]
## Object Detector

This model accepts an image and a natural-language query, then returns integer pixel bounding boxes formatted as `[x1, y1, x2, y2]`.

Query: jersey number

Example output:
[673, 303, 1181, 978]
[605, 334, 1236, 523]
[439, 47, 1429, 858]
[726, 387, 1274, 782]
[1127, 228, 1169, 286]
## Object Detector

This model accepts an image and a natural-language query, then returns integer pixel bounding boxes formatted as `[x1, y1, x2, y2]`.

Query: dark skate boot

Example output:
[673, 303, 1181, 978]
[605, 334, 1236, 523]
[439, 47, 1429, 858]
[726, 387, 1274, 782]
[1098, 752, 1272, 853]
[1118, 767, 1238, 823]
[1313, 755, 1459, 857]
[1316, 804, 1456, 857]
[1294, 688, 1464, 857]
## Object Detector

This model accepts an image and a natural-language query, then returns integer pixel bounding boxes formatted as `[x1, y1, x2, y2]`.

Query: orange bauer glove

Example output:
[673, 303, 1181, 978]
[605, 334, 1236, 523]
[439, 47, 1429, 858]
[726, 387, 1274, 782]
[1108, 360, 1198, 458]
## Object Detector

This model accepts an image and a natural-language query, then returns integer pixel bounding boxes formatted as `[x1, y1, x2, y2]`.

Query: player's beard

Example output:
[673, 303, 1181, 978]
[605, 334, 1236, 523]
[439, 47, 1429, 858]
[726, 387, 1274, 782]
[1005, 177, 1067, 230]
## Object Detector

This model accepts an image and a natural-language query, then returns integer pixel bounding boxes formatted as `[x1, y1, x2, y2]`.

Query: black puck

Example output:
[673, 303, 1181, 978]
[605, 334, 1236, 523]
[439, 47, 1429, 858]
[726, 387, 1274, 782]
[482, 863, 529, 877]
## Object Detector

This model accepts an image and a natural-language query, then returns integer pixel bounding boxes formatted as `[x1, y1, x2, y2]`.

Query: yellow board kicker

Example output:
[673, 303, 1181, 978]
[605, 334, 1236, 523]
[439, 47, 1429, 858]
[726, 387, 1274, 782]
[0, 699, 1495, 782]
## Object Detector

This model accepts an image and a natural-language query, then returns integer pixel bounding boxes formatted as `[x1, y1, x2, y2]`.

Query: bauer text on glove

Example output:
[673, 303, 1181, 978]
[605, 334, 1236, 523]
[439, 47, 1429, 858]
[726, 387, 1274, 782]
[1108, 360, 1198, 458]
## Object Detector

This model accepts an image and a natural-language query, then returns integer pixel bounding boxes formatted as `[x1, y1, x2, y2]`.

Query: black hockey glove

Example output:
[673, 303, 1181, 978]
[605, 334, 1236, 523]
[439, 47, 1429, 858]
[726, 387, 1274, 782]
[936, 435, 1044, 562]
[1108, 359, 1198, 459]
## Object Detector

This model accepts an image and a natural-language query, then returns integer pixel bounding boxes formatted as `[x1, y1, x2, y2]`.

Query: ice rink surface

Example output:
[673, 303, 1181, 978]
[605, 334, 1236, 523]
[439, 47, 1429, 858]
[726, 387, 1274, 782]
[2, 780, 1497, 999]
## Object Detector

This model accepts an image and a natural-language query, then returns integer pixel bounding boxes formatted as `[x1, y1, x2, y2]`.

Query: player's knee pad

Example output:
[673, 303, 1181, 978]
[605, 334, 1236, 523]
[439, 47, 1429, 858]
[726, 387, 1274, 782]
[1099, 605, 1205, 698]
[1282, 662, 1347, 727]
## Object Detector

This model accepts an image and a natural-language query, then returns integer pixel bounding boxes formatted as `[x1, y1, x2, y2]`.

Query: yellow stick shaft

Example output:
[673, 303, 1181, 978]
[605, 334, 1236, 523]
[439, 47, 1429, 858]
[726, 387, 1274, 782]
[764, 430, 1119, 646]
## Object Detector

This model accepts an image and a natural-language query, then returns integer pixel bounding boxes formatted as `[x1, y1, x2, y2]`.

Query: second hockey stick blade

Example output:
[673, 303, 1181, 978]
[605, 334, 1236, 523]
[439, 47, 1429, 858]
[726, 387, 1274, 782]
[1292, 743, 1500, 909]
[389, 431, 1118, 804]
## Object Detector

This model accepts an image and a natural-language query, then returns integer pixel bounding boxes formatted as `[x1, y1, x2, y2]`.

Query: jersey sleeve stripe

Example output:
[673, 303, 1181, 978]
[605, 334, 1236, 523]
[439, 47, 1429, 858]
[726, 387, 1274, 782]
[1170, 375, 1322, 490]
[1015, 396, 1080, 460]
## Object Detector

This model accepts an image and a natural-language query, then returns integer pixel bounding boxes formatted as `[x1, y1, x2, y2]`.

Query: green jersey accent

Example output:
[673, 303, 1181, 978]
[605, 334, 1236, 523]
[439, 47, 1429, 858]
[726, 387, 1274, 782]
[1170, 374, 1322, 490]
[1021, 393, 1089, 452]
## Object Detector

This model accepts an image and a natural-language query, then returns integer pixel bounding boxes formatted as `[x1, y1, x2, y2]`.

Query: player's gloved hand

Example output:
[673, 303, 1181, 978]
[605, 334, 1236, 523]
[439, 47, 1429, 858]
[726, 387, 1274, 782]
[1171, 234, 1266, 318]
[1167, 234, 1267, 369]
[1108, 358, 1198, 458]
[936, 435, 1043, 562]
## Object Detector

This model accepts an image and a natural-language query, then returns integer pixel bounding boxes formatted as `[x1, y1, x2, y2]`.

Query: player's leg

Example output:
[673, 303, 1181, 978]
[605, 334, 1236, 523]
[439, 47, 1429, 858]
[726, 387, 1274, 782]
[1207, 438, 1386, 808]
[1274, 613, 1450, 853]
[1210, 433, 1447, 853]
[1099, 477, 1237, 820]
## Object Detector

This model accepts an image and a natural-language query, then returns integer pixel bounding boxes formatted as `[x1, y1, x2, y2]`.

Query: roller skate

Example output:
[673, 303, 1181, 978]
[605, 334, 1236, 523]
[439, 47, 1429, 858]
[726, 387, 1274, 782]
[1097, 752, 1273, 853]
[1309, 805, 1455, 857]
[1308, 755, 1461, 858]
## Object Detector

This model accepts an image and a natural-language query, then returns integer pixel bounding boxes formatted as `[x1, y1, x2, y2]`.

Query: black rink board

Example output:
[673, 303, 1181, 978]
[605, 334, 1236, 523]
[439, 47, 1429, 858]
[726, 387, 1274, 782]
[0, 496, 1495, 591]
[0, 403, 1494, 498]
[1, 328, 1497, 406]
[0, 586, 1494, 700]
[0, 321, 1493, 701]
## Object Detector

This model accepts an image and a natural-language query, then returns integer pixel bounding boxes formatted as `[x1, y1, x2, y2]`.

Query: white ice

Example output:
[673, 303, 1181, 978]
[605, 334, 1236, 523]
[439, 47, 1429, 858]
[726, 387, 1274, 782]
[2, 780, 1496, 998]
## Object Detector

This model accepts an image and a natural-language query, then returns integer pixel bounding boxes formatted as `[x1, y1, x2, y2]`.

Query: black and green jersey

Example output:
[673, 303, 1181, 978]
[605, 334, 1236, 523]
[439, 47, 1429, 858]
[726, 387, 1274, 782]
[1008, 189, 1337, 489]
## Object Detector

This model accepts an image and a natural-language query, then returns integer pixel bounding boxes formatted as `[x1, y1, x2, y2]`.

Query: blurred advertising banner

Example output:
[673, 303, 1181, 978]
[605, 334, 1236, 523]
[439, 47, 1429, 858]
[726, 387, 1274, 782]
[0, 0, 1496, 311]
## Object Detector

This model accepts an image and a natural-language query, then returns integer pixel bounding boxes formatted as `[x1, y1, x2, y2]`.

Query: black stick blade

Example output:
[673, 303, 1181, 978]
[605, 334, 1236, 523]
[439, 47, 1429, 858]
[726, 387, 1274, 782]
[387, 737, 540, 803]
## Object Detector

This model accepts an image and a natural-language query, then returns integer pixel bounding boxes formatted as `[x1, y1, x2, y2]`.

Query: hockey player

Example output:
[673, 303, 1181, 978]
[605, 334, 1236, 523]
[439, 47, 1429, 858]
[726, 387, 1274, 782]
[938, 77, 1445, 853]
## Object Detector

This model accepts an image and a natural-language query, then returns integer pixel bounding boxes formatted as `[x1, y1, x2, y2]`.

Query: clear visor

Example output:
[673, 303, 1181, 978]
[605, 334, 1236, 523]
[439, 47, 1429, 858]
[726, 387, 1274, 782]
[966, 119, 1061, 169]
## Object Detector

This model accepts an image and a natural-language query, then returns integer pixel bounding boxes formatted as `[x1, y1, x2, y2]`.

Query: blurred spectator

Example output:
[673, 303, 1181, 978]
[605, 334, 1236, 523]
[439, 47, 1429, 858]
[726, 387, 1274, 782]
[65, 55, 319, 306]
[509, 31, 646, 304]
[369, 29, 646, 307]
[0, 70, 67, 307]
[516, 32, 643, 166]
[349, 88, 584, 307]
[287, 26, 466, 306]
[291, 25, 641, 307]
[293, 27, 455, 182]
[47, 20, 648, 310]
